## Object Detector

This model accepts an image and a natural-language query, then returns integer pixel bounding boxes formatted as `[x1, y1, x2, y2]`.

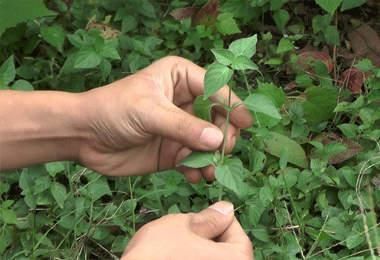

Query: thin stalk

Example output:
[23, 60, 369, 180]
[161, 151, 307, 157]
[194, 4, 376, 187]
[218, 84, 233, 200]
[221, 88, 232, 163]
[242, 72, 252, 94]
[128, 177, 136, 234]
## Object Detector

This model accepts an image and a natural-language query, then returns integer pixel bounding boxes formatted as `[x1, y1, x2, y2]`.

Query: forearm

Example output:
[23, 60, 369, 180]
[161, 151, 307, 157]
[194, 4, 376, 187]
[0, 90, 90, 170]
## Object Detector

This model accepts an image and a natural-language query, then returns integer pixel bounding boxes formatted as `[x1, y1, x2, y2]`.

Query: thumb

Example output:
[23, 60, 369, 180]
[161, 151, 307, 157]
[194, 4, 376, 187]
[147, 102, 223, 151]
[189, 201, 235, 239]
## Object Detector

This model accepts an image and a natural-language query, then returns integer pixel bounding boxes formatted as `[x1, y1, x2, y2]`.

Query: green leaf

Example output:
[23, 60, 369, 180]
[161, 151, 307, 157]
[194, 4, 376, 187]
[138, 0, 156, 18]
[216, 13, 241, 35]
[86, 177, 112, 201]
[244, 93, 282, 119]
[40, 25, 65, 52]
[228, 35, 258, 59]
[355, 59, 374, 72]
[263, 132, 309, 168]
[312, 14, 332, 33]
[122, 16, 138, 32]
[50, 183, 67, 209]
[45, 162, 65, 177]
[346, 232, 365, 249]
[0, 226, 12, 253]
[276, 38, 294, 53]
[0, 0, 56, 35]
[259, 186, 273, 204]
[73, 49, 102, 69]
[256, 82, 286, 108]
[180, 152, 215, 168]
[0, 209, 17, 224]
[215, 158, 245, 196]
[271, 0, 288, 10]
[251, 227, 271, 242]
[99, 40, 120, 60]
[204, 63, 233, 99]
[302, 86, 338, 125]
[0, 56, 15, 86]
[211, 49, 235, 66]
[11, 80, 33, 91]
[341, 0, 367, 11]
[315, 0, 343, 14]
[193, 96, 212, 121]
[338, 124, 358, 138]
[231, 56, 258, 71]
[273, 9, 290, 32]
[324, 25, 340, 45]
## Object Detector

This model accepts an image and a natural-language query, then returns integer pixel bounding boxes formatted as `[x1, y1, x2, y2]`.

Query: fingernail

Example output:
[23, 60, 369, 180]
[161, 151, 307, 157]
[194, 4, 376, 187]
[209, 201, 234, 216]
[200, 128, 223, 148]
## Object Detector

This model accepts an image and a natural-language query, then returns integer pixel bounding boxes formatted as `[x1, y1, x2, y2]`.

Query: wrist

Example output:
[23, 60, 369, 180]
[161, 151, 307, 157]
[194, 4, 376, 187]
[0, 90, 93, 169]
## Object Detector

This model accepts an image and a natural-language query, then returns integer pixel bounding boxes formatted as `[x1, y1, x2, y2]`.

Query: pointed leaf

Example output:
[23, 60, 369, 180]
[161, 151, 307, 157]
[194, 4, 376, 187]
[263, 132, 308, 168]
[231, 56, 258, 71]
[40, 25, 65, 52]
[204, 63, 233, 99]
[302, 86, 338, 125]
[0, 56, 15, 86]
[244, 93, 282, 119]
[216, 13, 241, 35]
[341, 0, 367, 11]
[73, 49, 102, 69]
[215, 158, 245, 196]
[211, 49, 234, 65]
[50, 183, 67, 209]
[315, 0, 343, 14]
[228, 35, 258, 58]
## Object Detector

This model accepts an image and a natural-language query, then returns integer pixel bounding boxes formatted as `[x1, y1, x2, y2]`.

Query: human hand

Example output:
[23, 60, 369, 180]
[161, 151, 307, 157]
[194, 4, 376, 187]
[121, 201, 253, 260]
[79, 56, 252, 181]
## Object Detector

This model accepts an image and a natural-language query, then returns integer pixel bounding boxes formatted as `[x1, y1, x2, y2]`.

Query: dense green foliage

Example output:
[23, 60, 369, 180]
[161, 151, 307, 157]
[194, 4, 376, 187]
[0, 0, 379, 259]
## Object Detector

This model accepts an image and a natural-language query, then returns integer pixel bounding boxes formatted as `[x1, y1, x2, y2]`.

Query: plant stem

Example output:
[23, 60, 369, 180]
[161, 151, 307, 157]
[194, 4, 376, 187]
[128, 177, 136, 234]
[221, 88, 232, 163]
[218, 84, 233, 201]
[242, 72, 252, 94]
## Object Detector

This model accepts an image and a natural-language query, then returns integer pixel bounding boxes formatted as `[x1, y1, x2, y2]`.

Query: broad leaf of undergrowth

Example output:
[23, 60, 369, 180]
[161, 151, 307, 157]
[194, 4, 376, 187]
[50, 182, 67, 209]
[0, 0, 55, 35]
[41, 25, 66, 52]
[244, 93, 282, 119]
[263, 132, 309, 168]
[302, 86, 338, 125]
[0, 56, 15, 87]
[315, 0, 343, 15]
[215, 158, 246, 197]
[341, 0, 367, 11]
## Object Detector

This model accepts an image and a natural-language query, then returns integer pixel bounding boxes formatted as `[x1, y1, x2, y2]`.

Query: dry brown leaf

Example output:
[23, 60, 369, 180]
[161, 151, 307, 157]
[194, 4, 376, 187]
[297, 50, 334, 74]
[193, 0, 219, 26]
[170, 7, 197, 20]
[169, 0, 219, 26]
[315, 133, 362, 165]
[348, 24, 380, 67]
[340, 67, 365, 94]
